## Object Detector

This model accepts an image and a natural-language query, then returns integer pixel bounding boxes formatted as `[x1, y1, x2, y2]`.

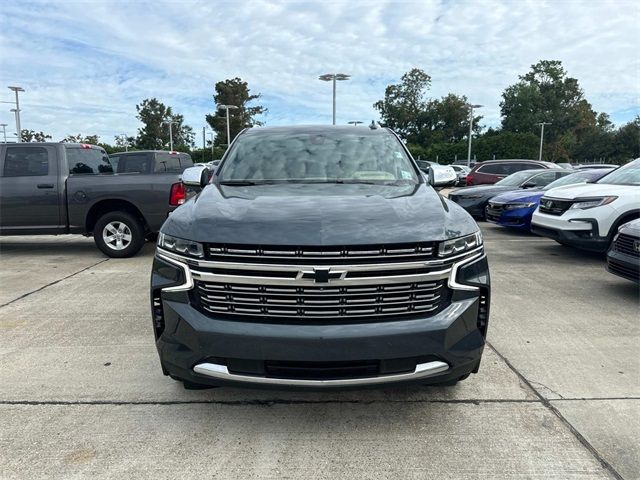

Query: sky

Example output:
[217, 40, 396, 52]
[0, 0, 639, 144]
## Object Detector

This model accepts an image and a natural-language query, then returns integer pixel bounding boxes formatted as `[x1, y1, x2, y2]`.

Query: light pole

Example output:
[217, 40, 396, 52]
[465, 103, 483, 167]
[537, 122, 552, 161]
[319, 73, 350, 125]
[8, 86, 24, 142]
[162, 120, 178, 151]
[0, 123, 7, 143]
[202, 127, 206, 160]
[348, 121, 363, 126]
[216, 104, 238, 147]
[207, 132, 215, 159]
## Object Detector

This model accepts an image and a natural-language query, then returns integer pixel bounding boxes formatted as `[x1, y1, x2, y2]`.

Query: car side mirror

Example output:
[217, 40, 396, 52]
[521, 181, 537, 189]
[428, 167, 457, 188]
[181, 165, 210, 188]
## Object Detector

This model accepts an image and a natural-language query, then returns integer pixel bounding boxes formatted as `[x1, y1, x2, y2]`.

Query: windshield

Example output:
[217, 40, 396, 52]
[495, 170, 536, 186]
[218, 132, 419, 184]
[543, 171, 601, 190]
[597, 160, 640, 186]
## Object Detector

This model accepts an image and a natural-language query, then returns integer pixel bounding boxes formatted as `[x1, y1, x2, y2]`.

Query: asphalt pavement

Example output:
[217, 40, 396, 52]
[0, 224, 638, 479]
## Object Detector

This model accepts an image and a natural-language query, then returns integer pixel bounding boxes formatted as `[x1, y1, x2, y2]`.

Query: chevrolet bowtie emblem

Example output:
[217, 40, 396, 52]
[297, 267, 346, 283]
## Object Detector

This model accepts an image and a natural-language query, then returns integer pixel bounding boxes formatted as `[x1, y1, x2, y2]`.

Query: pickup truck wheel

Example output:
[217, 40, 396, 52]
[94, 211, 145, 258]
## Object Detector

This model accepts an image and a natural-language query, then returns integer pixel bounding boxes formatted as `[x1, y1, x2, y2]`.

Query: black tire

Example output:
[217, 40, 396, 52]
[93, 211, 145, 258]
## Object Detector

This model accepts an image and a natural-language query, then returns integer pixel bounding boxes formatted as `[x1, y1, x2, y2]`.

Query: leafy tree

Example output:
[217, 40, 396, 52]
[206, 78, 266, 147]
[135, 98, 194, 151]
[612, 116, 640, 162]
[500, 60, 597, 145]
[418, 93, 482, 145]
[373, 68, 431, 143]
[20, 130, 52, 142]
[62, 134, 100, 144]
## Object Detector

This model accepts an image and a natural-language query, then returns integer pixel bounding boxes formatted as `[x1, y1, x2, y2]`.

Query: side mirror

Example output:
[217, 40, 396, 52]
[521, 181, 537, 189]
[181, 165, 210, 188]
[428, 166, 457, 187]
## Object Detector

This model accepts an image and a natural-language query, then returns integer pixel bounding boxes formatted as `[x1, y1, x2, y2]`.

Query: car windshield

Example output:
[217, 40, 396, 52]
[543, 170, 604, 190]
[596, 160, 640, 186]
[495, 170, 536, 186]
[218, 131, 419, 184]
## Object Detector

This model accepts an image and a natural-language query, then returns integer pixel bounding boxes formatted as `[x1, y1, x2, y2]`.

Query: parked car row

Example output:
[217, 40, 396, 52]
[449, 159, 640, 282]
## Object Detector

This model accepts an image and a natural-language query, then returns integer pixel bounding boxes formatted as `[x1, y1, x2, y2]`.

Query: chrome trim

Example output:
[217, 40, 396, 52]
[192, 360, 449, 387]
[156, 245, 483, 271]
[156, 253, 194, 292]
[448, 251, 484, 291]
[190, 269, 451, 286]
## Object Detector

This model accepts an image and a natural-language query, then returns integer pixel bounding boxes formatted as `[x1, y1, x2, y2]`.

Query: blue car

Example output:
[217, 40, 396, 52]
[485, 169, 611, 230]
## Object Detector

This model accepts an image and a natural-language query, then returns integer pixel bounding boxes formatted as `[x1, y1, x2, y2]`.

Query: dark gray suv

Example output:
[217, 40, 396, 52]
[150, 126, 491, 389]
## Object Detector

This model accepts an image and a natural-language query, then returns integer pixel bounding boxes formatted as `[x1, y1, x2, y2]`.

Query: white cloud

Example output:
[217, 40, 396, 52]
[0, 0, 638, 142]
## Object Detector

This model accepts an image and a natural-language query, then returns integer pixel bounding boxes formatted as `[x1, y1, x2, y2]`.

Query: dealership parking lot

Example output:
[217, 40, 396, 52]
[0, 224, 638, 479]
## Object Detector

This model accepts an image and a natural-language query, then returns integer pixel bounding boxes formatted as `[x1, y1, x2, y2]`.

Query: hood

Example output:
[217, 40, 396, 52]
[543, 183, 638, 199]
[450, 185, 520, 197]
[489, 189, 544, 204]
[618, 218, 640, 237]
[162, 182, 478, 245]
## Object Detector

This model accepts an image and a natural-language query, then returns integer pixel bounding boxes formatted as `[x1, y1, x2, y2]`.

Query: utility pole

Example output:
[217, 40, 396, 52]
[318, 73, 350, 125]
[216, 104, 238, 147]
[208, 132, 215, 159]
[0, 123, 7, 143]
[537, 122, 552, 161]
[202, 127, 206, 161]
[163, 120, 178, 151]
[8, 86, 24, 142]
[465, 103, 483, 167]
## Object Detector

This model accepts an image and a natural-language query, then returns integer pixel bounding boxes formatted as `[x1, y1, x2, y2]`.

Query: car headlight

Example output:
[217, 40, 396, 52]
[438, 231, 483, 257]
[158, 232, 204, 258]
[504, 202, 536, 210]
[569, 196, 617, 210]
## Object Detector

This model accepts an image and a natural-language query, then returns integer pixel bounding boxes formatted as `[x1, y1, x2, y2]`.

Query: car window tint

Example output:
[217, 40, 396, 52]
[110, 155, 120, 172]
[118, 154, 151, 173]
[528, 171, 557, 186]
[154, 153, 193, 173]
[67, 148, 113, 174]
[2, 146, 49, 177]
[477, 163, 504, 174]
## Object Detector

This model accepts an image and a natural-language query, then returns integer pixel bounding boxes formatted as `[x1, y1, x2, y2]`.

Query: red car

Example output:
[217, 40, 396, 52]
[466, 159, 557, 186]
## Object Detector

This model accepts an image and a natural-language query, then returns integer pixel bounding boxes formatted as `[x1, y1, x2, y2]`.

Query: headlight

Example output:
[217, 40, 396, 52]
[438, 231, 483, 257]
[158, 232, 204, 258]
[504, 202, 536, 210]
[569, 196, 617, 210]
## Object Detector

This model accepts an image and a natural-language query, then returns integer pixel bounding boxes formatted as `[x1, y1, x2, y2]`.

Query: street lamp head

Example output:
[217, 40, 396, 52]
[335, 73, 350, 81]
[465, 103, 483, 109]
[8, 86, 25, 93]
[216, 104, 238, 110]
[318, 74, 334, 81]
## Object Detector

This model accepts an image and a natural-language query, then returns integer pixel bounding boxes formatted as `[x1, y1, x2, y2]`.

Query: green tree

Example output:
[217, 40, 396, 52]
[135, 98, 194, 151]
[418, 93, 482, 145]
[206, 78, 267, 147]
[612, 116, 640, 162]
[373, 68, 431, 143]
[500, 60, 597, 146]
[20, 130, 52, 142]
[63, 134, 100, 144]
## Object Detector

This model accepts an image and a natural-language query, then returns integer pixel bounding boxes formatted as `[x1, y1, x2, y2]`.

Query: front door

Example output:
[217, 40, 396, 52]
[0, 145, 61, 232]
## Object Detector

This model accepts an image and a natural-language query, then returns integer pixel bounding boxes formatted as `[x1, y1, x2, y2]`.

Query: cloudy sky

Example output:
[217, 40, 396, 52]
[1, 0, 638, 143]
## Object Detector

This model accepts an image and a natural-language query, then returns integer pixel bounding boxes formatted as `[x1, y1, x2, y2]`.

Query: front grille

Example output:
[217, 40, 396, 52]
[194, 279, 445, 321]
[607, 258, 640, 281]
[613, 233, 640, 257]
[539, 197, 573, 216]
[206, 243, 436, 264]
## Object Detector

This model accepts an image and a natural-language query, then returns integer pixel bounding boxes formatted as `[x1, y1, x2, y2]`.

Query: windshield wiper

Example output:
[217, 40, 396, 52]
[218, 180, 260, 186]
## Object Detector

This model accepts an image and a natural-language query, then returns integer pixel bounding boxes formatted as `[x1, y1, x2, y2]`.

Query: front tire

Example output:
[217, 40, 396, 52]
[94, 211, 145, 258]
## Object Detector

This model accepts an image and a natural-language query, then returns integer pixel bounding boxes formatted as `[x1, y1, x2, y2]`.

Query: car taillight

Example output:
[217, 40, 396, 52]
[80, 143, 92, 149]
[466, 174, 474, 186]
[169, 182, 186, 206]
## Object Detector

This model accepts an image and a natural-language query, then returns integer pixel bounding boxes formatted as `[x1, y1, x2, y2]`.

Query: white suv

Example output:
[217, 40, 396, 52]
[531, 158, 640, 252]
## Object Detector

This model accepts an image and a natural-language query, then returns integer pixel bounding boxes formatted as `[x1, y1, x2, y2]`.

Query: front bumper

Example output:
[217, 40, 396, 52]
[151, 252, 490, 390]
[531, 212, 609, 252]
[606, 249, 640, 282]
[448, 195, 487, 218]
[485, 206, 534, 229]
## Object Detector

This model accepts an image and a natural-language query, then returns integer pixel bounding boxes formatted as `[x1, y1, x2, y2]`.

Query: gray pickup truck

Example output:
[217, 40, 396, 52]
[0, 143, 193, 257]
